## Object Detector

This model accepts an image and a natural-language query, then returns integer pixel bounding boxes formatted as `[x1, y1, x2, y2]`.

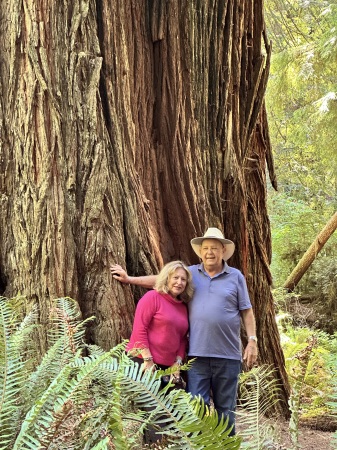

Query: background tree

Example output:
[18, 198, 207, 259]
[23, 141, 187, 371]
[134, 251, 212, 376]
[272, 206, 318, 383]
[264, 0, 337, 330]
[0, 1, 290, 410]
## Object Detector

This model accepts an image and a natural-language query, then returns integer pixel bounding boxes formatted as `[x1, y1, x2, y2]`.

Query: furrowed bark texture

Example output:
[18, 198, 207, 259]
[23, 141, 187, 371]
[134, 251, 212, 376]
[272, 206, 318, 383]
[0, 0, 290, 410]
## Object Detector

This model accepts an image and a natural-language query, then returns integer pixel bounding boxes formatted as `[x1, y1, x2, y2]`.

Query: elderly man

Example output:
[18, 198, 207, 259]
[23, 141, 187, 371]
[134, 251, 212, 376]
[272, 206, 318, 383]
[111, 227, 258, 435]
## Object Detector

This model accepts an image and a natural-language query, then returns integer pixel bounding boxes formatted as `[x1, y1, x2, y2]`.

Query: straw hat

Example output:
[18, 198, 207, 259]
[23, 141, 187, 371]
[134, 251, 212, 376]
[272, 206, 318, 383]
[190, 227, 235, 261]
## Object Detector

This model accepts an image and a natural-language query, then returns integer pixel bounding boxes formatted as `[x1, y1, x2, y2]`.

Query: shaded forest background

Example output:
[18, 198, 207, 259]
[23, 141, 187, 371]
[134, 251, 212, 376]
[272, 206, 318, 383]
[265, 0, 337, 333]
[264, 2, 337, 437]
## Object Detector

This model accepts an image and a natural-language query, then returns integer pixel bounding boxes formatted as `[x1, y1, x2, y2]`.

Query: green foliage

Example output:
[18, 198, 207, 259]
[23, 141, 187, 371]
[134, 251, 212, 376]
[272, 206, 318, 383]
[0, 296, 241, 450]
[268, 192, 337, 290]
[265, 0, 337, 297]
[0, 299, 38, 448]
[273, 288, 337, 446]
[286, 334, 337, 448]
[265, 7, 337, 444]
[265, 0, 337, 192]
[276, 309, 337, 421]
[286, 335, 319, 450]
[326, 353, 337, 446]
[236, 366, 280, 449]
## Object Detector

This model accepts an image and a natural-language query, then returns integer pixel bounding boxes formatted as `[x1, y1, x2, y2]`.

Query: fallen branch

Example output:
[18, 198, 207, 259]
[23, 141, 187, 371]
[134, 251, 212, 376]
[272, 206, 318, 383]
[283, 212, 337, 291]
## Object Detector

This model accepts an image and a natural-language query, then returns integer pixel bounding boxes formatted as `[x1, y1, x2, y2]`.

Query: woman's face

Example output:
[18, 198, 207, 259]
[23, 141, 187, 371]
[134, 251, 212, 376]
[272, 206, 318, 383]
[167, 268, 188, 298]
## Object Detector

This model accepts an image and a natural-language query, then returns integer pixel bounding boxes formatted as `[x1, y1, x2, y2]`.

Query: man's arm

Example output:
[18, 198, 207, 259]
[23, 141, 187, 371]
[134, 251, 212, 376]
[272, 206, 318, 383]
[240, 308, 258, 368]
[110, 264, 157, 288]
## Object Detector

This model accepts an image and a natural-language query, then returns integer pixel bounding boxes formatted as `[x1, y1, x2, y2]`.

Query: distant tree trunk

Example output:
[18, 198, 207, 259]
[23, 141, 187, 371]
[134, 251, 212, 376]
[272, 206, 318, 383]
[0, 1, 290, 412]
[284, 212, 337, 291]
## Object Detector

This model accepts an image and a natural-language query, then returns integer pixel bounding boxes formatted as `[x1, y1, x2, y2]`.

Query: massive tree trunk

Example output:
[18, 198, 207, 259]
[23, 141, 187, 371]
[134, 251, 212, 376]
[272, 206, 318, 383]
[0, 0, 290, 411]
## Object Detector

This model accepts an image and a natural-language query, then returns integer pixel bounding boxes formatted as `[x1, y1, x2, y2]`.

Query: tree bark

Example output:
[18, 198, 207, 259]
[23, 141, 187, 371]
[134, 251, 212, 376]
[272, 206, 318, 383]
[0, 0, 290, 412]
[284, 212, 337, 291]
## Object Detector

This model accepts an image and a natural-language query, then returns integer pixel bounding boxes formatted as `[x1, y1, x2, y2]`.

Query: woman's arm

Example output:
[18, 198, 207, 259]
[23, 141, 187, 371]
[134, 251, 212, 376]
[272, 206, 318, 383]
[110, 264, 157, 288]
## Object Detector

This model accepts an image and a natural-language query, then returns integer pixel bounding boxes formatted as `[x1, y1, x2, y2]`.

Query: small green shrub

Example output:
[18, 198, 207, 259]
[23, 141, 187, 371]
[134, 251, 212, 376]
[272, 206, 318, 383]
[274, 297, 337, 420]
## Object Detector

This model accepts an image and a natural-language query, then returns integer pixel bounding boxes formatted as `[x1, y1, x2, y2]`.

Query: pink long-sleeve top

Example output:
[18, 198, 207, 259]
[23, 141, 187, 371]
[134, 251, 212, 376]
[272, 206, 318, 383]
[126, 290, 189, 366]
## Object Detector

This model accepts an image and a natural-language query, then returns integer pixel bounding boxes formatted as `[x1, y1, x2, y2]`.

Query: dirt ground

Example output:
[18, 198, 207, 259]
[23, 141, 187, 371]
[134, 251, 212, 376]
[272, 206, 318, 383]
[236, 414, 336, 450]
[278, 424, 334, 450]
[141, 415, 336, 449]
[138, 404, 336, 449]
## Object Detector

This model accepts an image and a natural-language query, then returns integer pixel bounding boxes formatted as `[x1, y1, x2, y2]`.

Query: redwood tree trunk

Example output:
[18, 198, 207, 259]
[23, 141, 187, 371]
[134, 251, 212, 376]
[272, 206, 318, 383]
[0, 0, 290, 411]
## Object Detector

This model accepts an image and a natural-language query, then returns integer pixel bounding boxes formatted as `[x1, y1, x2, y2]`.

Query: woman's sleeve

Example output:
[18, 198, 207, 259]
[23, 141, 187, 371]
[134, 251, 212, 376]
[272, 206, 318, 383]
[129, 291, 157, 350]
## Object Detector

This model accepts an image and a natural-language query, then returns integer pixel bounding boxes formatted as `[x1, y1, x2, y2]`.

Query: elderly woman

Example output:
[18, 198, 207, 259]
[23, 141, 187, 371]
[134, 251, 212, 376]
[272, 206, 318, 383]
[127, 260, 193, 378]
[117, 261, 193, 444]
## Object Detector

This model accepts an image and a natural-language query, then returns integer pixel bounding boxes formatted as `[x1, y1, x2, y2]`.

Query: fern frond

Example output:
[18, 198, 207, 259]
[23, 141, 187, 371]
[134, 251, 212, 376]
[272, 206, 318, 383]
[327, 353, 337, 447]
[95, 354, 241, 449]
[24, 336, 71, 403]
[2, 296, 244, 449]
[287, 336, 319, 450]
[47, 297, 93, 354]
[0, 297, 33, 449]
[165, 392, 241, 449]
[236, 365, 280, 449]
[22, 298, 96, 404]
[13, 351, 103, 448]
[156, 357, 196, 378]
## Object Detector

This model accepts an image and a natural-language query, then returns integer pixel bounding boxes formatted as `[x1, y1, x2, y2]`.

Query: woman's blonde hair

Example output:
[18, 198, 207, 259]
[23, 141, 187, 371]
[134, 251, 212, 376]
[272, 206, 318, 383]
[154, 260, 194, 303]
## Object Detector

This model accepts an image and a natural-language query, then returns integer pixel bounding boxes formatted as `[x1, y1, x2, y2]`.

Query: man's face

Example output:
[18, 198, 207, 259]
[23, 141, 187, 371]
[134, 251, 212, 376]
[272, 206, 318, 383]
[199, 239, 225, 270]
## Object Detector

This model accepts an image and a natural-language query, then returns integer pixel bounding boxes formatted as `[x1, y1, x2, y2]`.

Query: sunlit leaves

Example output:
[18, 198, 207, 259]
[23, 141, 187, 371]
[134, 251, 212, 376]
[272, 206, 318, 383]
[265, 0, 337, 294]
[265, 0, 337, 205]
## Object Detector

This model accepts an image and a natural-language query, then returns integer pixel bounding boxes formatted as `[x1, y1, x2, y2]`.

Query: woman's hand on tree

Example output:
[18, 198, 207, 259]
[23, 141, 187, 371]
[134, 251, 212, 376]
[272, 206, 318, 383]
[110, 264, 129, 283]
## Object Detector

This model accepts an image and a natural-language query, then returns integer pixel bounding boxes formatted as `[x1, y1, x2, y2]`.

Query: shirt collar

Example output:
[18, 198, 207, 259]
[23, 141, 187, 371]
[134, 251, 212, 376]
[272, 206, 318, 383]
[197, 261, 231, 275]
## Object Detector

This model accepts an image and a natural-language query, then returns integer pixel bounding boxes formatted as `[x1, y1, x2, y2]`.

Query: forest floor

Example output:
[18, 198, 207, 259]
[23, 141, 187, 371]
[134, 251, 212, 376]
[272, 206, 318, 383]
[236, 413, 336, 449]
[273, 421, 334, 450]
[140, 413, 336, 449]
[138, 404, 336, 449]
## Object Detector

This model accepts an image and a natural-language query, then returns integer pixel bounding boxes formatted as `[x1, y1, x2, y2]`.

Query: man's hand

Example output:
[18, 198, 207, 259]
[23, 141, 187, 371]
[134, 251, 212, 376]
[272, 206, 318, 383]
[243, 341, 258, 369]
[110, 264, 130, 283]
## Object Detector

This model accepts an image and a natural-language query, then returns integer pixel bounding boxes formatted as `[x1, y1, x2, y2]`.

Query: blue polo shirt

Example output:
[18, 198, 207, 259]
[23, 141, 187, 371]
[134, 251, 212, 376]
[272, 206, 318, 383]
[187, 263, 252, 360]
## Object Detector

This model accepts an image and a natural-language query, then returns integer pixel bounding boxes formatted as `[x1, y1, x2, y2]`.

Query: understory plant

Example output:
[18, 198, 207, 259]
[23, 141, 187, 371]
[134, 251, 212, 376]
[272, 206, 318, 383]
[280, 322, 337, 449]
[274, 288, 337, 414]
[0, 296, 241, 450]
[236, 366, 281, 450]
[287, 337, 337, 450]
[283, 327, 336, 413]
[327, 353, 337, 448]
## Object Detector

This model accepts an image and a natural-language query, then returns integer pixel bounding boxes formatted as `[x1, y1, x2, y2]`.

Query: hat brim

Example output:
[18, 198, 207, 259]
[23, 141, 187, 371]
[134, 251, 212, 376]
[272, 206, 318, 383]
[190, 237, 235, 261]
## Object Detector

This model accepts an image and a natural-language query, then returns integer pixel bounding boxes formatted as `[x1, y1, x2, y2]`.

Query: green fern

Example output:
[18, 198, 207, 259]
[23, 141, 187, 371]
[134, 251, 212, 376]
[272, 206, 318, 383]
[236, 365, 280, 449]
[47, 297, 94, 354]
[23, 298, 94, 412]
[0, 296, 242, 450]
[14, 350, 242, 449]
[324, 352, 337, 448]
[287, 335, 318, 450]
[0, 297, 38, 449]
